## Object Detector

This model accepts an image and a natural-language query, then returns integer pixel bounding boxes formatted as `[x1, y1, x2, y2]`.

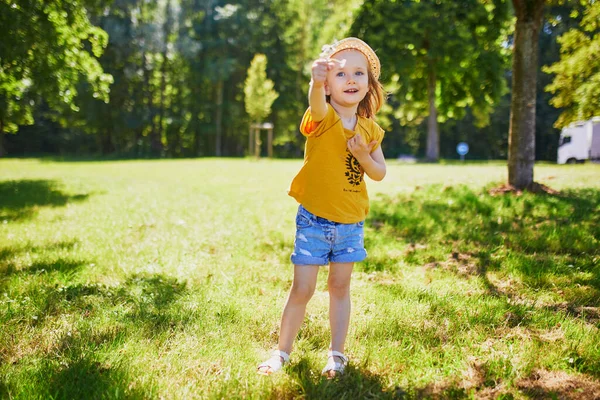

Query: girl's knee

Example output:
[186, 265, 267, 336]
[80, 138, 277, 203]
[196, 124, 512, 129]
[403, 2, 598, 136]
[290, 283, 315, 303]
[328, 280, 350, 298]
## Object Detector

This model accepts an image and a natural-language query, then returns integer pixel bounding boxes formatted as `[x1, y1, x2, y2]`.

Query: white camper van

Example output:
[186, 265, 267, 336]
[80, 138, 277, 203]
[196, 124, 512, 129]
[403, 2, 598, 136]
[557, 117, 600, 164]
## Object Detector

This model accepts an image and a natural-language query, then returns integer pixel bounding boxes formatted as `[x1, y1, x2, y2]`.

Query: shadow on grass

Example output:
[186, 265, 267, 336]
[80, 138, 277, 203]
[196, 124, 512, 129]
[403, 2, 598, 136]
[0, 179, 90, 221]
[0, 241, 85, 294]
[0, 240, 79, 263]
[49, 273, 190, 334]
[272, 359, 397, 399]
[366, 184, 600, 309]
[1, 272, 190, 397]
[272, 355, 600, 399]
[117, 273, 190, 332]
[276, 360, 488, 399]
[24, 348, 150, 399]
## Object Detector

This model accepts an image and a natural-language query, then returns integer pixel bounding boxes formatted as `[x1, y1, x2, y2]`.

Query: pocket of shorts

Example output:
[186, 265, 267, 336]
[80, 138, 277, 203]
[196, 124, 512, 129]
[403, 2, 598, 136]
[296, 212, 312, 229]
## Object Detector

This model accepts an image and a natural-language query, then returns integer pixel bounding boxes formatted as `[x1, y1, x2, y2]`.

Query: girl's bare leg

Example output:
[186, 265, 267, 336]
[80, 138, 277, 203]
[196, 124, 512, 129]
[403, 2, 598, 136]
[258, 265, 319, 374]
[327, 262, 354, 364]
[278, 265, 320, 353]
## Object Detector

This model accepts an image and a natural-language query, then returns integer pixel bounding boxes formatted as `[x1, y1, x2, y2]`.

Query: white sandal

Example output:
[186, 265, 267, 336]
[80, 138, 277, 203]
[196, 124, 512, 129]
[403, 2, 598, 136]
[257, 350, 290, 375]
[321, 350, 348, 378]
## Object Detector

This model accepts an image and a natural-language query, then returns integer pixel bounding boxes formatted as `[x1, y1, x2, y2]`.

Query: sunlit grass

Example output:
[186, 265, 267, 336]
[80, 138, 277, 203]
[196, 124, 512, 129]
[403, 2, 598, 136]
[1, 158, 599, 399]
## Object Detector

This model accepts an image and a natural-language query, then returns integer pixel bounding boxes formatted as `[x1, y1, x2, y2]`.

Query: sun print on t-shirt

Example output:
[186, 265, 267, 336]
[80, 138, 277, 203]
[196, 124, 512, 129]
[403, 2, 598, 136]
[345, 150, 363, 186]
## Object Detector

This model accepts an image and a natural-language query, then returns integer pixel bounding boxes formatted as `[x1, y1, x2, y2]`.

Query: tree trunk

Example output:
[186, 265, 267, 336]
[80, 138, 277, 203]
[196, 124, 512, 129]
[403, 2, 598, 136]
[135, 126, 144, 157]
[138, 0, 161, 157]
[426, 64, 439, 161]
[157, 55, 168, 153]
[194, 100, 203, 157]
[0, 119, 6, 157]
[254, 127, 261, 158]
[215, 79, 223, 157]
[169, 86, 183, 157]
[144, 53, 162, 156]
[101, 129, 115, 155]
[0, 119, 5, 157]
[248, 124, 253, 156]
[268, 128, 273, 158]
[158, 0, 172, 155]
[508, 0, 545, 189]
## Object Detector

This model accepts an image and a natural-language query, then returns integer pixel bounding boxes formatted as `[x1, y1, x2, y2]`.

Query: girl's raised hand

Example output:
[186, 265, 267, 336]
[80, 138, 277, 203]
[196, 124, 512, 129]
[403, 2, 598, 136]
[311, 58, 346, 85]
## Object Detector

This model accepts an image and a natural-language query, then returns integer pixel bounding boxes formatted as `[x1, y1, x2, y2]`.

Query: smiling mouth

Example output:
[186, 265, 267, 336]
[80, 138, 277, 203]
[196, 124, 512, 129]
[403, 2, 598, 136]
[344, 89, 359, 93]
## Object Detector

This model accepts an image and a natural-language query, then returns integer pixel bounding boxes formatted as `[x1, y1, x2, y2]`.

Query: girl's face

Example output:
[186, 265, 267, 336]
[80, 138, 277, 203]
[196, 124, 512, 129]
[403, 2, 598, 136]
[325, 49, 369, 110]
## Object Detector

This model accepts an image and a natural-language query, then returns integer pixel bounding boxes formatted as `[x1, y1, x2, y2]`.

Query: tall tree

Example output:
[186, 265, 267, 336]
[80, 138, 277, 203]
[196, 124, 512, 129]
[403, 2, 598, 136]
[0, 0, 112, 156]
[82, 0, 140, 155]
[244, 54, 279, 125]
[508, 0, 546, 189]
[543, 0, 600, 128]
[156, 0, 175, 155]
[351, 0, 511, 161]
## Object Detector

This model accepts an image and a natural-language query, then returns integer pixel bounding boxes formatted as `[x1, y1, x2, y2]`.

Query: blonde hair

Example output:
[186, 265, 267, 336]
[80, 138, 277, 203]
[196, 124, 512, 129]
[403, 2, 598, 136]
[358, 70, 385, 119]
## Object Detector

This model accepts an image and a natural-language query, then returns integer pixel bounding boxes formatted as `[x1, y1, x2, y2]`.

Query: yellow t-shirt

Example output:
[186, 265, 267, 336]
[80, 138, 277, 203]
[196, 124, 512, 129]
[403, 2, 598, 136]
[288, 104, 385, 223]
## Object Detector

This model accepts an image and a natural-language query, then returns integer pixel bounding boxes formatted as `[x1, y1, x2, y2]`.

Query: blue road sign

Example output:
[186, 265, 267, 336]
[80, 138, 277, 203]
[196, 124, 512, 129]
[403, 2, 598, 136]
[457, 142, 469, 156]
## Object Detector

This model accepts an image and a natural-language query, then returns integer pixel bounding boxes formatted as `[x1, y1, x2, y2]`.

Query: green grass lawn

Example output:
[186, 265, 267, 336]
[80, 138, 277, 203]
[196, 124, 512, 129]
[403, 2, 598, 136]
[1, 158, 599, 399]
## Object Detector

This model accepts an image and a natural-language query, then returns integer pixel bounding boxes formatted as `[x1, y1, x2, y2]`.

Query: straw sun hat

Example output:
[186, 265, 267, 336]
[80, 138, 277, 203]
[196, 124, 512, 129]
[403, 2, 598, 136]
[319, 37, 381, 80]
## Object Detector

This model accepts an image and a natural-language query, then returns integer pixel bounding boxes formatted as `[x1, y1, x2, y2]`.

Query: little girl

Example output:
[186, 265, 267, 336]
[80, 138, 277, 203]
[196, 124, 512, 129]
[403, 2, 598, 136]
[258, 37, 386, 378]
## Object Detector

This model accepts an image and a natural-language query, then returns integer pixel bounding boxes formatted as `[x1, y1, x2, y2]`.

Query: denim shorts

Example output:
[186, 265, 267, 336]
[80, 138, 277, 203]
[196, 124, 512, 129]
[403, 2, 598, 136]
[290, 205, 367, 265]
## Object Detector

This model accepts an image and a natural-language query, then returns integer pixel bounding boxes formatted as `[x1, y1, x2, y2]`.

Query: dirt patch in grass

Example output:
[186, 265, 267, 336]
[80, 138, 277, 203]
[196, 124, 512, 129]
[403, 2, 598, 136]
[414, 365, 600, 399]
[1, 329, 59, 366]
[423, 251, 481, 277]
[483, 275, 600, 326]
[414, 358, 505, 399]
[488, 182, 560, 196]
[545, 303, 600, 324]
[516, 369, 600, 399]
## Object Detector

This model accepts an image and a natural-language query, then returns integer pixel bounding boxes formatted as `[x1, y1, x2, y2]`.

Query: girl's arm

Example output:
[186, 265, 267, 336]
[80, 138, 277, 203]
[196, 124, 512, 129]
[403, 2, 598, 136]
[308, 79, 328, 121]
[347, 135, 387, 181]
[309, 58, 343, 121]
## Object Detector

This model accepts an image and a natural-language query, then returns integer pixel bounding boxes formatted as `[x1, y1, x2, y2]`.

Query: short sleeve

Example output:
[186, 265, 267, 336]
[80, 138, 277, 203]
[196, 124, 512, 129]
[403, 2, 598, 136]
[370, 125, 385, 153]
[299, 104, 337, 137]
[357, 118, 385, 153]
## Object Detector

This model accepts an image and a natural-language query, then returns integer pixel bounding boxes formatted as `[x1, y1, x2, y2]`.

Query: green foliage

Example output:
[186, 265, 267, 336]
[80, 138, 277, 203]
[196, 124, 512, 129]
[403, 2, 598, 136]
[351, 0, 511, 127]
[543, 0, 600, 128]
[285, 0, 364, 62]
[1, 0, 595, 161]
[244, 54, 279, 123]
[0, 0, 112, 133]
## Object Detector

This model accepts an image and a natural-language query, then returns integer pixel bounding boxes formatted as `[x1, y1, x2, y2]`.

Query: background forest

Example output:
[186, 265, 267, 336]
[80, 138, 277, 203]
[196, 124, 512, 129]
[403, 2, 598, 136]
[1, 0, 598, 161]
